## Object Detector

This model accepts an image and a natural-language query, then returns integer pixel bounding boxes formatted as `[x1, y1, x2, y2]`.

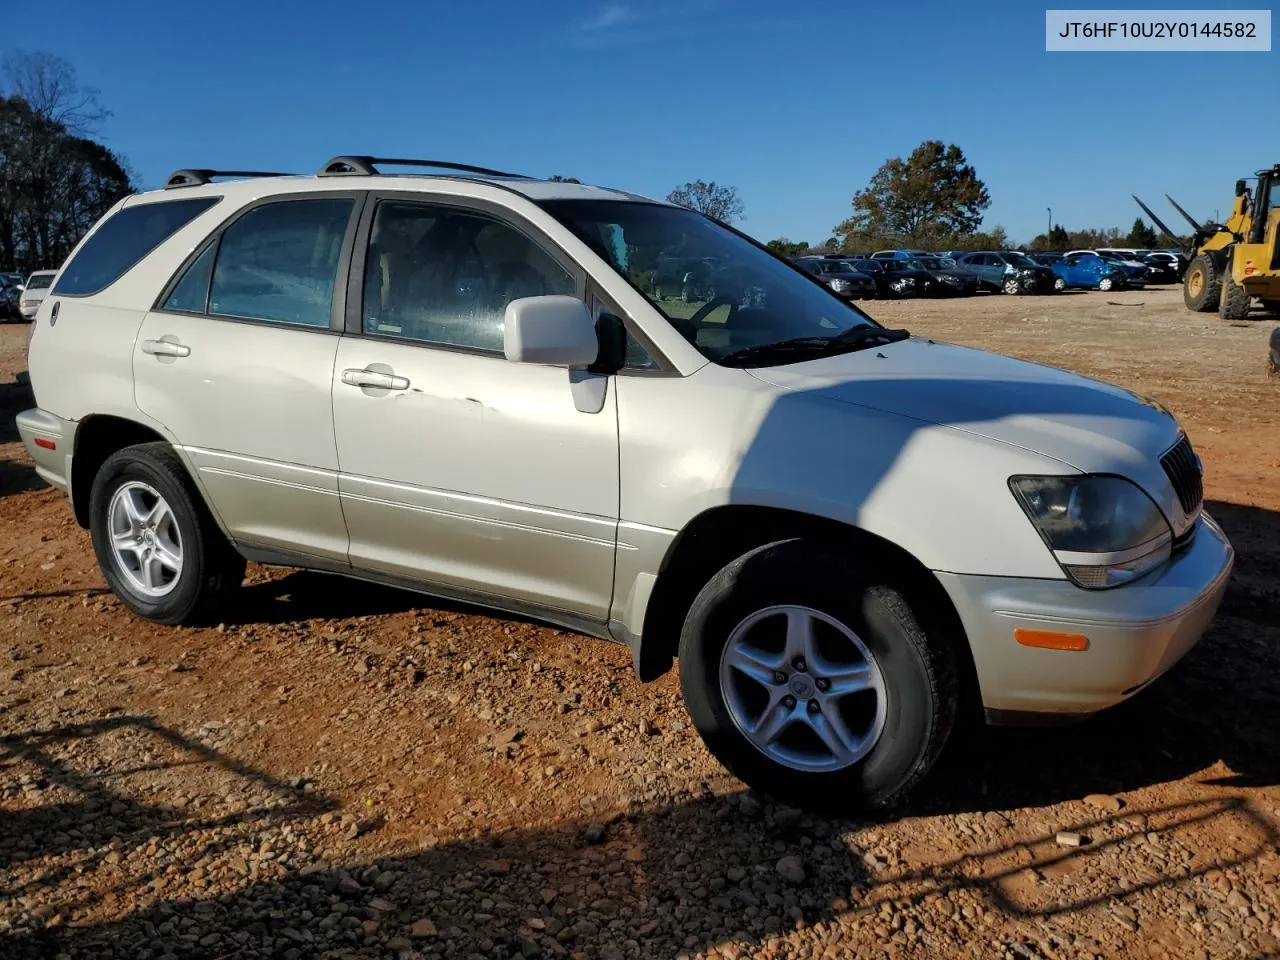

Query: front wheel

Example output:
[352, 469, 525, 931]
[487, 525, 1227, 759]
[1002, 277, 1021, 295]
[1183, 254, 1222, 312]
[89, 443, 245, 625]
[1098, 276, 1115, 292]
[677, 540, 958, 812]
[1053, 276, 1067, 292]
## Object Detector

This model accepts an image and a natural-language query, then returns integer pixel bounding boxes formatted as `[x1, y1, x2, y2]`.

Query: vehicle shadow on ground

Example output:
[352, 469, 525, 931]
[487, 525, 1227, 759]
[1, 369, 34, 445]
[3, 764, 1275, 958]
[225, 569, 562, 633]
[0, 458, 45, 497]
[0, 715, 333, 871]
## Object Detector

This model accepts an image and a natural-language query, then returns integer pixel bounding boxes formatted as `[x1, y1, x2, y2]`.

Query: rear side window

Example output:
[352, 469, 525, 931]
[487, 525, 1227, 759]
[53, 197, 220, 296]
[207, 198, 353, 327]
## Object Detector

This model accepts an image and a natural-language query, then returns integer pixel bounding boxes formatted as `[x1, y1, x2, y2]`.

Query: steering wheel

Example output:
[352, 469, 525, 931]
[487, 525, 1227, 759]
[688, 295, 739, 328]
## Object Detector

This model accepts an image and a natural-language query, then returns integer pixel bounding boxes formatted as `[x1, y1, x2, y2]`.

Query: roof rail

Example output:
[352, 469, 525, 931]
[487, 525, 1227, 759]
[165, 169, 293, 189]
[317, 155, 530, 179]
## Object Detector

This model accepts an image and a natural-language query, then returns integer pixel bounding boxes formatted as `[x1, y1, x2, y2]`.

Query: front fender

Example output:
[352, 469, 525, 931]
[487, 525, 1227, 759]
[615, 367, 1069, 581]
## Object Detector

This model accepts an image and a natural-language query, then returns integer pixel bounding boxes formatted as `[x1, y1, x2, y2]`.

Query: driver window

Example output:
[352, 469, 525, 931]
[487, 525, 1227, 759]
[362, 200, 574, 352]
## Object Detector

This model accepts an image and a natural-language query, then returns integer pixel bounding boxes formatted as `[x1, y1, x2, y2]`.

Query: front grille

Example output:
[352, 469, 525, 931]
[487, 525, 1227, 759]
[1161, 434, 1203, 516]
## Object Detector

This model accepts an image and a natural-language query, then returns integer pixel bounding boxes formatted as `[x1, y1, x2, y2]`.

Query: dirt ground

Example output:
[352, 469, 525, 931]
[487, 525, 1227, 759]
[1, 288, 1278, 960]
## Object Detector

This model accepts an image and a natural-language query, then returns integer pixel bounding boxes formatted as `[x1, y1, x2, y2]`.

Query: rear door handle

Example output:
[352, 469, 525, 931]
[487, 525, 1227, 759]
[141, 339, 190, 358]
[341, 368, 410, 390]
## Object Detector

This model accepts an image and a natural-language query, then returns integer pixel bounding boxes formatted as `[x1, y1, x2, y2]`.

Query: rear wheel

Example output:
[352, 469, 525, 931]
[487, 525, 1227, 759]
[89, 443, 245, 625]
[677, 540, 958, 812]
[1218, 262, 1252, 320]
[1184, 254, 1222, 312]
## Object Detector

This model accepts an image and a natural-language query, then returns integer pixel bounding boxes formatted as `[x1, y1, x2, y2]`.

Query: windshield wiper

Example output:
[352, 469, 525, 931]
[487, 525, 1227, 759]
[718, 325, 910, 367]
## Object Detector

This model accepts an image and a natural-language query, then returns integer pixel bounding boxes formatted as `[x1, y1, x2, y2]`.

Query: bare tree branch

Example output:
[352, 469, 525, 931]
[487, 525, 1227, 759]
[3, 50, 110, 135]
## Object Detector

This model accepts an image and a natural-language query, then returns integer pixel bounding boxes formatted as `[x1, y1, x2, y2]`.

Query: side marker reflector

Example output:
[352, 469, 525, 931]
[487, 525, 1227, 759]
[34, 437, 56, 450]
[1015, 628, 1089, 652]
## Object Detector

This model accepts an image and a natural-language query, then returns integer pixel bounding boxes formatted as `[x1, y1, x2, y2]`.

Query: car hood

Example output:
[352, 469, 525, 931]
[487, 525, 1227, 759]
[745, 337, 1181, 472]
[927, 269, 974, 280]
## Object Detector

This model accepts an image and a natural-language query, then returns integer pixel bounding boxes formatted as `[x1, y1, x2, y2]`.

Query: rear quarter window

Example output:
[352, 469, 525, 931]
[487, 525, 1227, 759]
[53, 196, 221, 297]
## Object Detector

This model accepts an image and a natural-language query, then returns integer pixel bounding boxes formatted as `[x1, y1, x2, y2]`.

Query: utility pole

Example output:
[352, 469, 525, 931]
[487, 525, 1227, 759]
[1047, 207, 1053, 237]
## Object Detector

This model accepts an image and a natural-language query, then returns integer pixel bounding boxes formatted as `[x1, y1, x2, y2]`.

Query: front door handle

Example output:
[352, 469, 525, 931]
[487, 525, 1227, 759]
[141, 339, 191, 358]
[341, 368, 410, 391]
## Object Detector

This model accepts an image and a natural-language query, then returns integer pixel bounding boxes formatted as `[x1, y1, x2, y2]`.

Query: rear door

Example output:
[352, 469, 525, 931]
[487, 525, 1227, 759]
[330, 193, 620, 621]
[134, 193, 363, 562]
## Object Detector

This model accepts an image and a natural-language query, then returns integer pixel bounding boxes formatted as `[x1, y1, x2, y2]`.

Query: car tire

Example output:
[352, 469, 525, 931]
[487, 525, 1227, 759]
[677, 539, 958, 813]
[1002, 278, 1020, 295]
[1053, 277, 1067, 292]
[89, 442, 245, 625]
[1218, 260, 1251, 321]
[1098, 277, 1115, 292]
[1183, 254, 1222, 312]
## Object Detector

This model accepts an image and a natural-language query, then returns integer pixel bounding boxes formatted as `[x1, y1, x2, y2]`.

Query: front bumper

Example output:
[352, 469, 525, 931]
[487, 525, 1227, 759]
[15, 408, 76, 495]
[937, 514, 1233, 718]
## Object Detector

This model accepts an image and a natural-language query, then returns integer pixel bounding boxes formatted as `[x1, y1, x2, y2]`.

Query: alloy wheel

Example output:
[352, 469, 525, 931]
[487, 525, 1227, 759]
[718, 605, 887, 773]
[108, 481, 183, 598]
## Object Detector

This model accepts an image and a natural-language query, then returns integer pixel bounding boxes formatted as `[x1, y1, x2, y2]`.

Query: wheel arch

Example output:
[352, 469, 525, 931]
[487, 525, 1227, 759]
[633, 504, 981, 718]
[71, 415, 177, 528]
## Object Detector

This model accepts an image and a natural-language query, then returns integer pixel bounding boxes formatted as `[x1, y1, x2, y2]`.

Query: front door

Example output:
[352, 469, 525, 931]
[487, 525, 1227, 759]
[134, 194, 361, 562]
[331, 196, 620, 621]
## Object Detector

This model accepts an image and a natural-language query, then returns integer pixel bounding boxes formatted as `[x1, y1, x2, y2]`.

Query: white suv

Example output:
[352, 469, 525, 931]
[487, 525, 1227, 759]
[17, 157, 1233, 809]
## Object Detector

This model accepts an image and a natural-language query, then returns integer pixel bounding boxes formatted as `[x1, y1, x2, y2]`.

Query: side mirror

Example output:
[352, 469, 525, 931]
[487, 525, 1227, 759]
[504, 295, 598, 367]
[1235, 179, 1247, 197]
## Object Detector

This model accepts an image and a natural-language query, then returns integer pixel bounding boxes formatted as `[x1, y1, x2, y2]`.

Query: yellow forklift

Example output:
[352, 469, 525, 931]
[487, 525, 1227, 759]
[1134, 163, 1280, 320]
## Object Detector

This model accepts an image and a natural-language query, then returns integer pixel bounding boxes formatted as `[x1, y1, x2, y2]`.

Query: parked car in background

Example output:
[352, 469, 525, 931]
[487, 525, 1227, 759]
[20, 160, 1232, 810]
[904, 256, 979, 296]
[1098, 248, 1152, 262]
[1144, 252, 1186, 281]
[879, 258, 939, 296]
[1027, 252, 1064, 267]
[954, 251, 1056, 294]
[1141, 256, 1181, 285]
[1095, 252, 1150, 288]
[0, 277, 21, 320]
[793, 257, 877, 300]
[843, 258, 895, 297]
[19, 270, 57, 319]
[870, 249, 931, 261]
[1052, 253, 1132, 291]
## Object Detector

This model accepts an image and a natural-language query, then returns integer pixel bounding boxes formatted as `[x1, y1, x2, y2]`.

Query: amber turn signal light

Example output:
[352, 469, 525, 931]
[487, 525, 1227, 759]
[1014, 628, 1090, 651]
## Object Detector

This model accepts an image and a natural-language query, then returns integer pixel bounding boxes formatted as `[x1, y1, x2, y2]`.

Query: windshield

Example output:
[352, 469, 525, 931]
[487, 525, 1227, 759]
[848, 259, 882, 273]
[1001, 252, 1037, 268]
[539, 200, 879, 363]
[26, 274, 54, 290]
[908, 258, 949, 270]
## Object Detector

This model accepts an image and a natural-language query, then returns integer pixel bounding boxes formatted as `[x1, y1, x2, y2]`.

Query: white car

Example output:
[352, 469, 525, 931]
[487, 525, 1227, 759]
[16, 157, 1233, 809]
[19, 269, 57, 319]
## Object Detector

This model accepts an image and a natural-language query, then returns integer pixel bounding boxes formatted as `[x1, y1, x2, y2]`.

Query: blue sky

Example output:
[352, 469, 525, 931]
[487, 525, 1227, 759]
[18, 0, 1278, 245]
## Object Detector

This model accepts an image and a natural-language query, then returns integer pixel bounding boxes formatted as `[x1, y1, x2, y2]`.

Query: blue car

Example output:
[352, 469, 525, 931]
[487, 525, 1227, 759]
[1052, 254, 1131, 292]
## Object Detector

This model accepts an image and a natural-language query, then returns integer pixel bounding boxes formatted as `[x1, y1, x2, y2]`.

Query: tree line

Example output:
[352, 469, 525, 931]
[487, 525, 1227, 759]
[0, 51, 135, 274]
[660, 140, 1184, 257]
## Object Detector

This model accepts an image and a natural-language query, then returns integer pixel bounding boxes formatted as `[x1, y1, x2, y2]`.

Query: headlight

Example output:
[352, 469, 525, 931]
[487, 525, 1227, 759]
[1010, 475, 1172, 588]
[941, 275, 961, 285]
[829, 279, 851, 293]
